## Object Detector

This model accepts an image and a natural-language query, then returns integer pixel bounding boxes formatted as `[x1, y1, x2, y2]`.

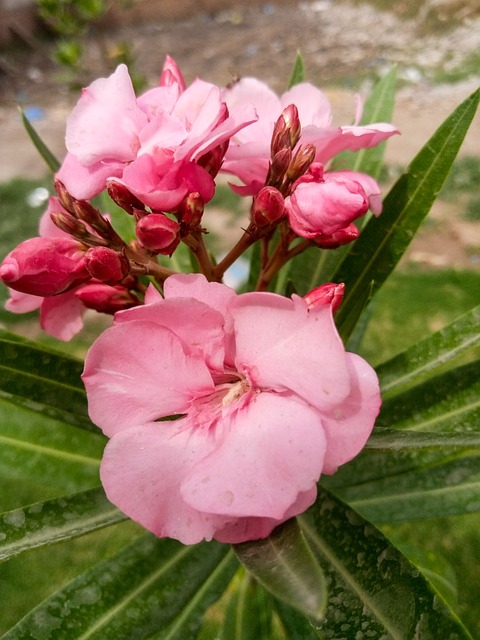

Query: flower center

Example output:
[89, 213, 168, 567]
[188, 372, 252, 431]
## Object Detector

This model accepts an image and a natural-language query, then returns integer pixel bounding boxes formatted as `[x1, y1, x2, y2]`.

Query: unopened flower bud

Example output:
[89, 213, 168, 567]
[0, 237, 88, 296]
[287, 144, 316, 182]
[177, 192, 204, 229]
[136, 213, 181, 255]
[84, 247, 130, 284]
[312, 224, 360, 249]
[106, 179, 146, 215]
[75, 283, 140, 314]
[251, 186, 285, 228]
[197, 139, 229, 178]
[304, 282, 345, 312]
[266, 148, 292, 188]
[271, 104, 301, 156]
[54, 179, 75, 214]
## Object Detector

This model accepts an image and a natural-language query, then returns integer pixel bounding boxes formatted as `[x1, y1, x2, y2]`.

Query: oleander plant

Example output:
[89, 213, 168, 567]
[0, 54, 479, 639]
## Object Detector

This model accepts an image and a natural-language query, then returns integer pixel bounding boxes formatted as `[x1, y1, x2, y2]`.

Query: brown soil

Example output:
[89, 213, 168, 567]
[0, 0, 479, 268]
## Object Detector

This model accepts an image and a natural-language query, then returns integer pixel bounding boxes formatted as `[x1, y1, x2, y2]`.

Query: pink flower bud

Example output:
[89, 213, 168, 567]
[84, 247, 130, 284]
[251, 186, 285, 228]
[312, 224, 360, 249]
[0, 237, 88, 296]
[75, 283, 140, 314]
[136, 214, 181, 255]
[286, 172, 368, 239]
[304, 282, 345, 312]
[271, 104, 301, 155]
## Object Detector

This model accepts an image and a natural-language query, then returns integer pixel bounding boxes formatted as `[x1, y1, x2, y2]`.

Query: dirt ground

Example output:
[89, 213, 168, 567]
[0, 0, 479, 268]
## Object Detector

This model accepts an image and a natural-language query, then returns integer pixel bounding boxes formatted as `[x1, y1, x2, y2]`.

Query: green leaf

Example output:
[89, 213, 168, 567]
[298, 488, 473, 639]
[376, 305, 480, 399]
[0, 398, 103, 494]
[333, 88, 480, 342]
[332, 452, 480, 522]
[234, 518, 327, 622]
[379, 360, 480, 434]
[0, 335, 95, 432]
[1, 536, 235, 639]
[19, 108, 61, 173]
[334, 66, 397, 179]
[0, 487, 126, 563]
[154, 549, 238, 640]
[220, 570, 273, 640]
[365, 426, 480, 451]
[394, 544, 459, 612]
[274, 601, 322, 639]
[288, 51, 306, 88]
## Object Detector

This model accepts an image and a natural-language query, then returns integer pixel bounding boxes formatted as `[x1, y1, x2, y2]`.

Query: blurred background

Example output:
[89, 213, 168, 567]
[0, 0, 479, 635]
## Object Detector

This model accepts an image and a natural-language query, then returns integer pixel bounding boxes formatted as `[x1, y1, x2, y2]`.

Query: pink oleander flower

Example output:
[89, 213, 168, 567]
[285, 162, 369, 240]
[56, 57, 257, 212]
[222, 77, 399, 206]
[82, 273, 381, 545]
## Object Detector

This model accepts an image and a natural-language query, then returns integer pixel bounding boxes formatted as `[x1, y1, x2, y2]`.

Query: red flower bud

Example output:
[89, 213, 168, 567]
[303, 282, 345, 312]
[197, 139, 229, 178]
[0, 237, 88, 296]
[177, 192, 205, 229]
[106, 179, 146, 215]
[251, 187, 285, 228]
[84, 247, 130, 284]
[75, 283, 140, 314]
[271, 104, 301, 155]
[136, 214, 181, 255]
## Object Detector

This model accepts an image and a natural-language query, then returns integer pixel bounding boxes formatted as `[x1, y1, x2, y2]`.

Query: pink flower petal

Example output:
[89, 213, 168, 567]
[214, 487, 317, 543]
[181, 392, 326, 519]
[320, 353, 381, 474]
[114, 297, 227, 372]
[82, 320, 214, 436]
[66, 64, 147, 165]
[280, 83, 332, 128]
[56, 153, 124, 200]
[100, 422, 233, 544]
[40, 290, 87, 341]
[229, 293, 351, 410]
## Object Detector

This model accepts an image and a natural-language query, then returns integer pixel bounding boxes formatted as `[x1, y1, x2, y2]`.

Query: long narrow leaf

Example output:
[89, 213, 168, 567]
[19, 108, 61, 173]
[1, 535, 233, 639]
[379, 360, 480, 433]
[234, 518, 327, 622]
[220, 571, 273, 640]
[298, 488, 473, 639]
[0, 398, 103, 492]
[365, 427, 480, 451]
[0, 487, 125, 563]
[154, 550, 238, 640]
[376, 305, 480, 398]
[288, 51, 306, 88]
[0, 336, 95, 432]
[333, 88, 480, 341]
[331, 452, 480, 522]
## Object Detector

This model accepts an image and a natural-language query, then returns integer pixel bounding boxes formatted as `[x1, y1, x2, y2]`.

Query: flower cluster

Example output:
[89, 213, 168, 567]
[1, 56, 397, 340]
[0, 56, 393, 543]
